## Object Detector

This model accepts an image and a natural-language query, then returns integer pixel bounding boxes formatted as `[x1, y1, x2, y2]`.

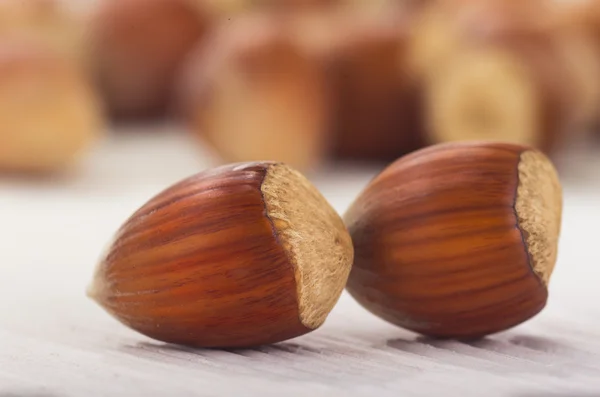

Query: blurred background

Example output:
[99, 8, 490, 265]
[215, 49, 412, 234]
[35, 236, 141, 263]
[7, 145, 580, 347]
[4, 0, 600, 177]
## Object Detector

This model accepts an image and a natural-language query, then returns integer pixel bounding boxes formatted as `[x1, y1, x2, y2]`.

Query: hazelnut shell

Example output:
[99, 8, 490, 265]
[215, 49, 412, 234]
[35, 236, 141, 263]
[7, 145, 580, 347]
[89, 162, 353, 348]
[345, 141, 562, 339]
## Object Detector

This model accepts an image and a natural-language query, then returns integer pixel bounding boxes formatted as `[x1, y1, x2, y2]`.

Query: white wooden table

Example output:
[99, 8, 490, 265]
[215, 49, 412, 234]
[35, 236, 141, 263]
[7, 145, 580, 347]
[2, 126, 600, 397]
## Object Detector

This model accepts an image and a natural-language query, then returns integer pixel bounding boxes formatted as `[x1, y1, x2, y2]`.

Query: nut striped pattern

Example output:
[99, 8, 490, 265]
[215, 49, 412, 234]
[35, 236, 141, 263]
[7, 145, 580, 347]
[345, 142, 562, 338]
[88, 162, 352, 348]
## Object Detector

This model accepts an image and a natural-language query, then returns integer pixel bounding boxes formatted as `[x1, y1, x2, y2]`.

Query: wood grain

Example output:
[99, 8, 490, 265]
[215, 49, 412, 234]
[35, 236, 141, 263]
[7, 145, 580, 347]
[345, 142, 549, 338]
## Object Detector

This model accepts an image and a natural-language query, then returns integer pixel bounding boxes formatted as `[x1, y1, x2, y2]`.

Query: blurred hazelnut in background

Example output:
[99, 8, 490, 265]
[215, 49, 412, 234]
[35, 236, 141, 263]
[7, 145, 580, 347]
[176, 13, 332, 171]
[89, 0, 210, 120]
[0, 42, 103, 173]
[2, 0, 600, 176]
[326, 9, 425, 162]
[409, 0, 589, 154]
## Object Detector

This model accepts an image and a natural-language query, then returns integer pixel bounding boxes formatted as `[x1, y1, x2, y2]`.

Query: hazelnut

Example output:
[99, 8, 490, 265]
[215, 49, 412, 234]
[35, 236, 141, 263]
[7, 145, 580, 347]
[345, 141, 562, 339]
[176, 14, 332, 171]
[89, 0, 209, 119]
[0, 42, 103, 173]
[280, 6, 425, 163]
[325, 9, 425, 162]
[411, 0, 579, 153]
[88, 161, 353, 348]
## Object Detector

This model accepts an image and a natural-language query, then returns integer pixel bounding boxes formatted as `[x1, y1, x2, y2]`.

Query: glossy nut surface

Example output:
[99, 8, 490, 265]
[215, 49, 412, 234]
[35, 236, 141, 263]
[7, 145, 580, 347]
[345, 141, 562, 339]
[89, 162, 353, 348]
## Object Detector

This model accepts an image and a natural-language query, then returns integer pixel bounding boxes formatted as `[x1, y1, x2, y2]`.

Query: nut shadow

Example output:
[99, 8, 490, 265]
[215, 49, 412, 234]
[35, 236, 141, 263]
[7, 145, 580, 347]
[124, 335, 424, 381]
[386, 333, 573, 370]
[129, 340, 325, 358]
[124, 340, 411, 383]
[130, 332, 571, 361]
[386, 334, 481, 352]
[387, 333, 569, 353]
[505, 334, 569, 353]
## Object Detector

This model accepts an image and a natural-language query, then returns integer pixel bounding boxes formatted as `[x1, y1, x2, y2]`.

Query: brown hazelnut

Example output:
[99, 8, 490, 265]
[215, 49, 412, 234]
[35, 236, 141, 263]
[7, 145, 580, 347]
[176, 13, 332, 171]
[0, 42, 103, 173]
[88, 161, 353, 348]
[278, 6, 426, 163]
[89, 0, 209, 119]
[345, 141, 562, 339]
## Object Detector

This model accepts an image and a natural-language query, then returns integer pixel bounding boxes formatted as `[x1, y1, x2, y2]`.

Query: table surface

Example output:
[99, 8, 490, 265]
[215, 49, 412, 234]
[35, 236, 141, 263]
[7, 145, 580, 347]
[2, 126, 600, 397]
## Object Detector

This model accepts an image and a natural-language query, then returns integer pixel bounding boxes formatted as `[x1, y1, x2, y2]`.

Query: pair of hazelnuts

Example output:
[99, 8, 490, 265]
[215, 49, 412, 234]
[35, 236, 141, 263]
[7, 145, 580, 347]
[88, 140, 562, 348]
